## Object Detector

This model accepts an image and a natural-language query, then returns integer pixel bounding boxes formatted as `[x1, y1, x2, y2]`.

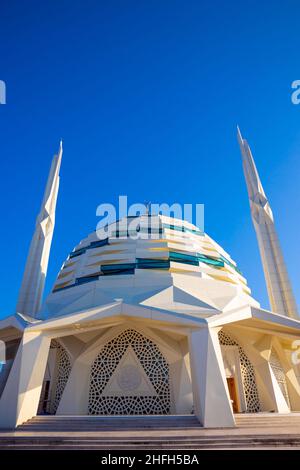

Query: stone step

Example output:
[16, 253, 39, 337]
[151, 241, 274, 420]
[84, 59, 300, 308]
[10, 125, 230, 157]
[2, 414, 300, 449]
[235, 414, 300, 427]
[18, 415, 200, 431]
[25, 415, 198, 422]
[1, 434, 299, 442]
[1, 436, 300, 450]
[19, 423, 200, 428]
[7, 436, 300, 443]
[21, 422, 200, 426]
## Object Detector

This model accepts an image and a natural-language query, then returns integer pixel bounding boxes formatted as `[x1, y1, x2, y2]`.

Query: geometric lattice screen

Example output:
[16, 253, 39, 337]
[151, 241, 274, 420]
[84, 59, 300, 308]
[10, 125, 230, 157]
[50, 340, 71, 414]
[218, 330, 261, 413]
[88, 329, 171, 415]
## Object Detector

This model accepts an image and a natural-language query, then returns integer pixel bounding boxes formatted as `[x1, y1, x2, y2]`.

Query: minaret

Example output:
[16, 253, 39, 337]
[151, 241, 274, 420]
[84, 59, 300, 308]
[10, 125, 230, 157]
[237, 127, 298, 319]
[16, 141, 63, 317]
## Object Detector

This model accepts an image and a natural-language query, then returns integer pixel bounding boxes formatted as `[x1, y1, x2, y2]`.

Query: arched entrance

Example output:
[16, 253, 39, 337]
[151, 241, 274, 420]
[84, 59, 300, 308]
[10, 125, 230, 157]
[38, 340, 71, 415]
[88, 329, 171, 415]
[219, 330, 261, 413]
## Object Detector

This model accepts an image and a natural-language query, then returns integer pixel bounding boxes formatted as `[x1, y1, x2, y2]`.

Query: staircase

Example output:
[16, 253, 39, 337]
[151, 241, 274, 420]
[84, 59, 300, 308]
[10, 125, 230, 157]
[17, 414, 200, 431]
[1, 414, 300, 449]
[235, 413, 300, 428]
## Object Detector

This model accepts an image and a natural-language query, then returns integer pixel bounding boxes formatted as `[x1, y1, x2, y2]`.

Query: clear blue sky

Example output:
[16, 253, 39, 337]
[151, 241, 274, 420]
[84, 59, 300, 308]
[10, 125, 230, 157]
[0, 0, 300, 319]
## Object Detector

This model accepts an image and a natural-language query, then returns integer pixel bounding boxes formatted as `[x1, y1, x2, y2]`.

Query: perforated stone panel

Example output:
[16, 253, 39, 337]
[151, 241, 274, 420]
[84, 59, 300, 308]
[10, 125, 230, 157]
[50, 340, 71, 414]
[270, 348, 290, 408]
[218, 330, 260, 412]
[88, 329, 171, 415]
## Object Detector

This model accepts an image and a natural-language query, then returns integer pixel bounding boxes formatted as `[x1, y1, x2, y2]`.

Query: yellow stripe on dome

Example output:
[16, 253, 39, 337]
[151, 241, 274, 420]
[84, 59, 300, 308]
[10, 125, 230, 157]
[90, 249, 125, 257]
[149, 246, 199, 257]
[168, 267, 200, 275]
[207, 273, 238, 285]
[63, 260, 77, 268]
[201, 246, 219, 253]
[54, 280, 73, 289]
[242, 287, 251, 295]
[148, 247, 170, 252]
[237, 276, 248, 286]
[109, 240, 136, 245]
[58, 269, 74, 279]
[99, 259, 131, 265]
[86, 261, 102, 268]
[138, 238, 168, 243]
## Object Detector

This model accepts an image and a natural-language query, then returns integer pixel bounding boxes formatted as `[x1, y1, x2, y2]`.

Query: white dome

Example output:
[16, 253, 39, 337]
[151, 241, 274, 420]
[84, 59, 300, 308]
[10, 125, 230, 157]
[42, 215, 259, 319]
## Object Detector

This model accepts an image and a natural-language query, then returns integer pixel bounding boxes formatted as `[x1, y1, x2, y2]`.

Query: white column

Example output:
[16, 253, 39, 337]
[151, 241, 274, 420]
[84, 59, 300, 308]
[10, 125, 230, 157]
[171, 351, 193, 414]
[0, 331, 50, 428]
[255, 362, 290, 413]
[243, 335, 289, 412]
[57, 358, 90, 414]
[188, 327, 235, 427]
[270, 338, 300, 411]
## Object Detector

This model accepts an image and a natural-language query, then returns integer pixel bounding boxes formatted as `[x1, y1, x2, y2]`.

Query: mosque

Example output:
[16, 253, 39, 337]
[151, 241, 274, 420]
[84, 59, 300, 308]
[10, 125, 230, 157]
[0, 129, 300, 429]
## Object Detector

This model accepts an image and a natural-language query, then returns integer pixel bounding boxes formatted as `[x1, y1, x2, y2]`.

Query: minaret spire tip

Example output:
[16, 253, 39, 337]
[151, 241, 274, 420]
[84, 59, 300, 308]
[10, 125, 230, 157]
[58, 139, 63, 160]
[237, 125, 243, 144]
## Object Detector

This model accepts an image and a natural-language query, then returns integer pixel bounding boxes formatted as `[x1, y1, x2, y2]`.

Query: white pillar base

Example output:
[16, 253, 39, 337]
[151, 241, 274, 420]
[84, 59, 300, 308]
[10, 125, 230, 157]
[189, 327, 235, 428]
[0, 332, 50, 428]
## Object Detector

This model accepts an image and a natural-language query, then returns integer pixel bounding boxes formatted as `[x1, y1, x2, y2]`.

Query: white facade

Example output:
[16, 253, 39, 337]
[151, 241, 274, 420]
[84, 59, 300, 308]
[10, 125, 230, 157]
[0, 136, 300, 430]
